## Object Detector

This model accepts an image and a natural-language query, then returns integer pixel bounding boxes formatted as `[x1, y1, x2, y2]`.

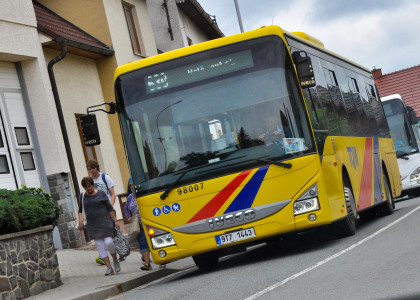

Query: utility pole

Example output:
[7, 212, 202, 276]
[234, 0, 244, 33]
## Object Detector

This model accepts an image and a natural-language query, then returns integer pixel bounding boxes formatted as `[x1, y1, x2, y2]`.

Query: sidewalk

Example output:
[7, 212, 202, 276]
[30, 247, 195, 300]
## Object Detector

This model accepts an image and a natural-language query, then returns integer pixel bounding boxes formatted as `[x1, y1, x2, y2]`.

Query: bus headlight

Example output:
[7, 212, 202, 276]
[146, 225, 176, 249]
[294, 184, 320, 216]
[410, 167, 420, 182]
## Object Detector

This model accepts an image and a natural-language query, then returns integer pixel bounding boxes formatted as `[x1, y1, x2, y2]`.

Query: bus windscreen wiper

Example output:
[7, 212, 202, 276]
[396, 153, 410, 160]
[160, 155, 246, 200]
[254, 158, 292, 169]
[194, 156, 293, 174]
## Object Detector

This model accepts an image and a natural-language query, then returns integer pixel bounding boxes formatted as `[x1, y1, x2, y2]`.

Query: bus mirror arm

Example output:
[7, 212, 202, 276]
[87, 102, 120, 115]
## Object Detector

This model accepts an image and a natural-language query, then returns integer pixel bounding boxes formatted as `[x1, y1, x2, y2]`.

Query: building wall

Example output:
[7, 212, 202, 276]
[42, 48, 124, 219]
[101, 0, 158, 189]
[177, 8, 210, 46]
[146, 0, 211, 52]
[0, 0, 85, 249]
[146, 0, 185, 51]
[0, 1, 69, 176]
[38, 0, 158, 189]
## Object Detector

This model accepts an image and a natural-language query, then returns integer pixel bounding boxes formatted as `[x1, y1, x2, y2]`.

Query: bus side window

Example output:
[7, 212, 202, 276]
[323, 66, 351, 136]
[316, 61, 342, 137]
[334, 65, 361, 137]
[366, 80, 389, 137]
[347, 75, 369, 136]
[355, 74, 378, 137]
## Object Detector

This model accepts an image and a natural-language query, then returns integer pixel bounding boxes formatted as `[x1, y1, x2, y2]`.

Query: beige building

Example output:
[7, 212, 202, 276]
[36, 0, 159, 199]
[0, 0, 81, 249]
[0, 0, 160, 249]
[0, 0, 223, 249]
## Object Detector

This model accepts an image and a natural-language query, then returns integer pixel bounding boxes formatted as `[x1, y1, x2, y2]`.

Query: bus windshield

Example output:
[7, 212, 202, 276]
[383, 98, 419, 157]
[116, 36, 315, 195]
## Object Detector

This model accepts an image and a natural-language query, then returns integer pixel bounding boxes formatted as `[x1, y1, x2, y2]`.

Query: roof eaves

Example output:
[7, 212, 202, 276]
[37, 22, 114, 57]
[176, 0, 224, 39]
[382, 64, 420, 77]
[33, 0, 114, 57]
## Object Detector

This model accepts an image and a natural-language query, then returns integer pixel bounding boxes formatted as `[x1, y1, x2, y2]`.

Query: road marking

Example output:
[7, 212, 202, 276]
[136, 266, 196, 290]
[244, 205, 420, 300]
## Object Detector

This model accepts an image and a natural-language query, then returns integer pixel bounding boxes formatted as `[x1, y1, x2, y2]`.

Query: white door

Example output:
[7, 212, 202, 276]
[0, 62, 41, 189]
[0, 110, 17, 189]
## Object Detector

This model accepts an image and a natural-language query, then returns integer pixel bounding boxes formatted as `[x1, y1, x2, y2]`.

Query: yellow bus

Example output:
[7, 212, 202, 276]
[113, 25, 401, 269]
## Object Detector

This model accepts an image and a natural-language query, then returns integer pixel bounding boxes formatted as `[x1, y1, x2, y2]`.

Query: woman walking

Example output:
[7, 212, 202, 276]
[78, 176, 121, 275]
[124, 180, 153, 270]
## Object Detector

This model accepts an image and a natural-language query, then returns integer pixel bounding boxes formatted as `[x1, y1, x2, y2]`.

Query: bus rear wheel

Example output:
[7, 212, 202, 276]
[335, 184, 357, 238]
[377, 173, 394, 216]
[193, 252, 219, 270]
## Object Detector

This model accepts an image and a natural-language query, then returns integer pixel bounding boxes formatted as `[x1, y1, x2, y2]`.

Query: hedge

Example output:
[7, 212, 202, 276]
[0, 186, 59, 235]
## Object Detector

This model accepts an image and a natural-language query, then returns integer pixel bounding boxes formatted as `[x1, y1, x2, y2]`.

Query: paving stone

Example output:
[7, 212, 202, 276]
[9, 275, 17, 289]
[0, 250, 6, 261]
[27, 270, 35, 285]
[45, 269, 53, 281]
[0, 262, 6, 275]
[11, 251, 18, 264]
[17, 278, 30, 298]
[18, 264, 27, 279]
[29, 250, 38, 262]
[0, 277, 11, 292]
[29, 281, 43, 296]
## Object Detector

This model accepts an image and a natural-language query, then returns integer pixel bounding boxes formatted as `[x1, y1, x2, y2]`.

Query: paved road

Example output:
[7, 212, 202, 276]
[114, 197, 420, 300]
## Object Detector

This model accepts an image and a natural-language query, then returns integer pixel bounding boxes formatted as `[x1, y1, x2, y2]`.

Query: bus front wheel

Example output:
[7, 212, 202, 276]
[335, 183, 357, 238]
[377, 173, 394, 216]
[193, 252, 219, 270]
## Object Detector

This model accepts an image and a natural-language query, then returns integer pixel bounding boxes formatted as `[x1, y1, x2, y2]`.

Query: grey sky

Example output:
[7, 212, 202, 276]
[197, 0, 420, 74]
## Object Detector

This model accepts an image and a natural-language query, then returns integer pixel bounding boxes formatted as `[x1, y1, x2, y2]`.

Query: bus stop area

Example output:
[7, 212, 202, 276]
[31, 247, 195, 300]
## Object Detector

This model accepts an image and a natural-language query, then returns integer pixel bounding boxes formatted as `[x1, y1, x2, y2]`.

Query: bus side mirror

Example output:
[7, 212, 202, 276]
[407, 106, 418, 124]
[292, 51, 316, 88]
[80, 114, 101, 146]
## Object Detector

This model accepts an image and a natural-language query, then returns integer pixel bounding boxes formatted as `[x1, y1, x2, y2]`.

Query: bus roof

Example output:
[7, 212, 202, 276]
[114, 25, 370, 80]
[381, 94, 403, 102]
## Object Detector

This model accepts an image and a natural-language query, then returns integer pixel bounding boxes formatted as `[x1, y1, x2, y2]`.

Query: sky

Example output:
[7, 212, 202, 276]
[197, 0, 420, 75]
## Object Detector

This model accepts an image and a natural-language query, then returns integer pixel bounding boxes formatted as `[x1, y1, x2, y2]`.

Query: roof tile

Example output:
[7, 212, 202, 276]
[375, 64, 420, 115]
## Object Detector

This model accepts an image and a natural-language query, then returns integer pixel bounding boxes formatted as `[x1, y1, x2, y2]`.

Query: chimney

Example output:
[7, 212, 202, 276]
[372, 68, 382, 80]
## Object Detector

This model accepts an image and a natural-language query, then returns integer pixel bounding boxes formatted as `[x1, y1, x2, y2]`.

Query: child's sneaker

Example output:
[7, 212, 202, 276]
[114, 261, 121, 273]
[96, 257, 105, 265]
[105, 267, 114, 276]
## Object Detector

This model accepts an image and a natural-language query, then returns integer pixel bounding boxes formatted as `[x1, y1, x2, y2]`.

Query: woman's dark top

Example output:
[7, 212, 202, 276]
[78, 190, 115, 240]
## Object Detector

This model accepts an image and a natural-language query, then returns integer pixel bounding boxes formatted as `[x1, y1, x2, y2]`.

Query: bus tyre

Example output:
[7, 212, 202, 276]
[335, 185, 357, 238]
[193, 252, 219, 270]
[377, 173, 394, 216]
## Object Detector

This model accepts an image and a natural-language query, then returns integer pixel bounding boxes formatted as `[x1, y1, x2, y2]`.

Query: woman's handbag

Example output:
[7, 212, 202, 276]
[113, 227, 131, 257]
[127, 213, 141, 243]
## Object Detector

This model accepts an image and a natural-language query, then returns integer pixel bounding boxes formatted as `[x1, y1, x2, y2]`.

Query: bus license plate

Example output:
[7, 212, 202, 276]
[216, 228, 256, 246]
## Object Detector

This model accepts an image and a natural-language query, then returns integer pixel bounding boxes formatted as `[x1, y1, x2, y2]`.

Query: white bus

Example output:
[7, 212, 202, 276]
[382, 94, 419, 197]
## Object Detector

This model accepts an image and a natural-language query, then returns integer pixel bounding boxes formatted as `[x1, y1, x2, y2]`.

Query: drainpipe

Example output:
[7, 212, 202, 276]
[47, 36, 81, 199]
[163, 0, 174, 40]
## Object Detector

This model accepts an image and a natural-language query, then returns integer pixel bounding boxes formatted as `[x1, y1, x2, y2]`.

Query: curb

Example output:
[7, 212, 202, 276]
[73, 268, 179, 300]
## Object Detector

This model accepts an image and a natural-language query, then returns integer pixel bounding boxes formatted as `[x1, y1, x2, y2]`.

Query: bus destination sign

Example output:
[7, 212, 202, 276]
[145, 50, 254, 94]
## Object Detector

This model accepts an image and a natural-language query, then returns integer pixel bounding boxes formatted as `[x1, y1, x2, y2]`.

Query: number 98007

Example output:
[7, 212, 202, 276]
[177, 183, 204, 195]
